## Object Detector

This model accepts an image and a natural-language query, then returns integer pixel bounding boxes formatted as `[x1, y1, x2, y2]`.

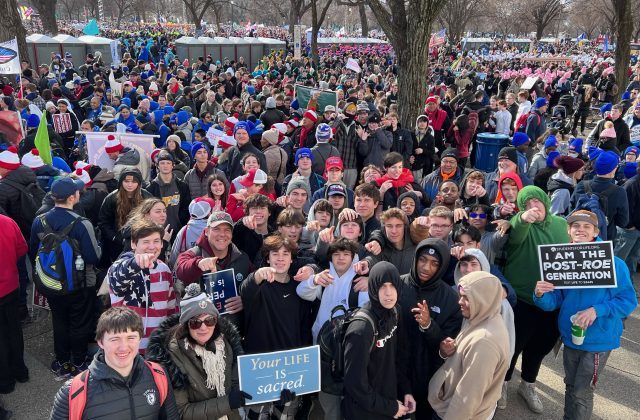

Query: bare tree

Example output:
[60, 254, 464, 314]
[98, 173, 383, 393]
[568, 1, 606, 39]
[338, 1, 369, 36]
[484, 0, 524, 36]
[288, 0, 312, 37]
[613, 0, 632, 100]
[310, 0, 333, 66]
[438, 0, 485, 44]
[529, 0, 566, 40]
[368, 0, 447, 129]
[31, 0, 59, 35]
[0, 0, 28, 63]
[111, 0, 135, 28]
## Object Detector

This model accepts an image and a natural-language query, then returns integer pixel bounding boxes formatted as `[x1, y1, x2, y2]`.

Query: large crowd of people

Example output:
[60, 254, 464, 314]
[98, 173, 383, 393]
[0, 21, 639, 420]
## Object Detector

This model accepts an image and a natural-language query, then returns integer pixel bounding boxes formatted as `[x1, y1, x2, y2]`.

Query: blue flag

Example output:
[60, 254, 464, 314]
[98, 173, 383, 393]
[83, 19, 99, 36]
[604, 34, 609, 52]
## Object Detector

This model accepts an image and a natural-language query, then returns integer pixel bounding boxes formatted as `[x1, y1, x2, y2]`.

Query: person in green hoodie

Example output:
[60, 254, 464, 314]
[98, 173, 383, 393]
[498, 185, 569, 414]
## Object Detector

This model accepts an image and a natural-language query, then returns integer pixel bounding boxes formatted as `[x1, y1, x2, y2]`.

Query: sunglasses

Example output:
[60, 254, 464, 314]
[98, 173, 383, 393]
[469, 212, 487, 219]
[188, 316, 217, 329]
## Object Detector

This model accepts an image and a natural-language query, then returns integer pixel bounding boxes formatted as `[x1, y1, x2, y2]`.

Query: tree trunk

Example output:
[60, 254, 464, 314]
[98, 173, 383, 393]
[289, 4, 299, 39]
[614, 0, 632, 101]
[32, 0, 59, 35]
[0, 0, 28, 65]
[396, 31, 430, 130]
[359, 3, 368, 37]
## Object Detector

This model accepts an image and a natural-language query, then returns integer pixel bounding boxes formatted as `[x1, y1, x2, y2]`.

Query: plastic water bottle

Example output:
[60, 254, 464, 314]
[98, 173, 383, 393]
[75, 255, 85, 271]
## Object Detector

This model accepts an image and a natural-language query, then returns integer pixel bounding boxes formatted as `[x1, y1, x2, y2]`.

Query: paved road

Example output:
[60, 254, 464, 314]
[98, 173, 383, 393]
[2, 277, 640, 419]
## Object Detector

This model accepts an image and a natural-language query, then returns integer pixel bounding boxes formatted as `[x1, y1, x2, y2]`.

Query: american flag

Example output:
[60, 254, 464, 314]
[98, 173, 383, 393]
[0, 46, 17, 64]
[429, 29, 447, 48]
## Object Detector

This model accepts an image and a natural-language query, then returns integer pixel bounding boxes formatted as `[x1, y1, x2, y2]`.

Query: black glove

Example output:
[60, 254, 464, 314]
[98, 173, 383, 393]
[278, 389, 296, 405]
[228, 390, 252, 409]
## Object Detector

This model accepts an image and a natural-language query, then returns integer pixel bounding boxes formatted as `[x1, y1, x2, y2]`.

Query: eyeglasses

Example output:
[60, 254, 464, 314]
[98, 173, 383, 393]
[469, 212, 487, 219]
[188, 316, 217, 329]
[430, 224, 452, 230]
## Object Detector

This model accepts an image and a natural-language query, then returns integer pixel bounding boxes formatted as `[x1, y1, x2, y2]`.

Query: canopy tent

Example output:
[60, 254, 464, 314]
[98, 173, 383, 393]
[78, 35, 115, 65]
[26, 34, 59, 68]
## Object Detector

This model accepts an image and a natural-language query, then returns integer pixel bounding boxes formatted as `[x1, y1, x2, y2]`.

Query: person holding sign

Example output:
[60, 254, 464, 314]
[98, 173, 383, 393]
[240, 233, 312, 418]
[533, 210, 638, 420]
[147, 283, 251, 420]
[499, 185, 569, 413]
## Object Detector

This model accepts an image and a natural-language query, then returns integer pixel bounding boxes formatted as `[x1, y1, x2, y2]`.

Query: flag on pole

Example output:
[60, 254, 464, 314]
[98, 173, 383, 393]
[576, 33, 586, 47]
[603, 34, 609, 52]
[0, 38, 21, 74]
[34, 111, 52, 165]
[429, 29, 447, 48]
[83, 19, 100, 36]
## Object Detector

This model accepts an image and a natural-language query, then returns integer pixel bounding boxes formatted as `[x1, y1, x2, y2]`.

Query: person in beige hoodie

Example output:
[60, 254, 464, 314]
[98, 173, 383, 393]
[428, 271, 510, 420]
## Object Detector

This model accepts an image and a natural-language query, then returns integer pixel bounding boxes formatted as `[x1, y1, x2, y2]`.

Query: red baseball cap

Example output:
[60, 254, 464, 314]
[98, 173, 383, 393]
[326, 156, 344, 171]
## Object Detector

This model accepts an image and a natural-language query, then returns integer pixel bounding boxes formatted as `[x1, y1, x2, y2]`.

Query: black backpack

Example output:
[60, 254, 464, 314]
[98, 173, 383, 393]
[34, 215, 87, 296]
[2, 178, 45, 235]
[317, 305, 377, 395]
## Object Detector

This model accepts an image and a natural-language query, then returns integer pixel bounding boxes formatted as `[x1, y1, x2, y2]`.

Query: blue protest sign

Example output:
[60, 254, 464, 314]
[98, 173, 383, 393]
[238, 345, 321, 404]
[203, 269, 237, 314]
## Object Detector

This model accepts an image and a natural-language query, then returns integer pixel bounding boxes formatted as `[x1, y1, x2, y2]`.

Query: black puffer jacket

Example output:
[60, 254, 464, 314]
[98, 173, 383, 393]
[398, 238, 463, 398]
[50, 350, 180, 420]
[0, 165, 41, 238]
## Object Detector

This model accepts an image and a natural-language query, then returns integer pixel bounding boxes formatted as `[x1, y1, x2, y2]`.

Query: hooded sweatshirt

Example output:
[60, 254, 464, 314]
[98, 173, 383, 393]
[504, 186, 570, 304]
[342, 262, 410, 420]
[428, 272, 510, 420]
[398, 239, 463, 397]
[397, 191, 420, 223]
[453, 248, 515, 359]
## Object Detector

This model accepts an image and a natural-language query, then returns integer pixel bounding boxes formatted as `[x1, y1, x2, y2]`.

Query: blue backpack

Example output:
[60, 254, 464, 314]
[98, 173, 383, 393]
[34, 215, 86, 296]
[572, 182, 616, 240]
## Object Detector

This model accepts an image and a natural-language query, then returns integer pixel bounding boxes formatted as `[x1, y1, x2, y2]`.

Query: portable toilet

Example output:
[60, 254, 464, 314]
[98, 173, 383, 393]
[78, 35, 115, 65]
[257, 37, 286, 57]
[174, 37, 205, 64]
[26, 34, 59, 68]
[242, 37, 264, 69]
[219, 38, 237, 64]
[197, 36, 216, 62]
[53, 34, 86, 64]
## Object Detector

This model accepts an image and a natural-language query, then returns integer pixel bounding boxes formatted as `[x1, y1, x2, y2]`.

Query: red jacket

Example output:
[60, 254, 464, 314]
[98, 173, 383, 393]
[0, 215, 28, 298]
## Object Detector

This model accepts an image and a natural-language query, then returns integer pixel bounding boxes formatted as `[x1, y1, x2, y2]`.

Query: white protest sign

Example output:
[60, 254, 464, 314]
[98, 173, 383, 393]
[538, 241, 617, 289]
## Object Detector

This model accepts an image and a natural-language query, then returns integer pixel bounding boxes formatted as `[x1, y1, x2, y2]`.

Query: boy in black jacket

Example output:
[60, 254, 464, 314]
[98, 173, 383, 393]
[342, 261, 414, 420]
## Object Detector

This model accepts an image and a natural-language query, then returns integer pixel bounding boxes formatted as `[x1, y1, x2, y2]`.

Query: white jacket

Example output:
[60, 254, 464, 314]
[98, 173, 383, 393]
[296, 258, 369, 342]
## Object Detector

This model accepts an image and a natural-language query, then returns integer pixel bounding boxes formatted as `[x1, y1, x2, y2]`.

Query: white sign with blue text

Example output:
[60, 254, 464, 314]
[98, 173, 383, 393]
[238, 345, 321, 404]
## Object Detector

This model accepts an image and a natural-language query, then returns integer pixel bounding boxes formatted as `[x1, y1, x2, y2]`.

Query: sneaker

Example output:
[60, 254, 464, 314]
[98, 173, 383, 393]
[73, 360, 90, 373]
[518, 380, 543, 413]
[51, 361, 77, 381]
[497, 381, 508, 409]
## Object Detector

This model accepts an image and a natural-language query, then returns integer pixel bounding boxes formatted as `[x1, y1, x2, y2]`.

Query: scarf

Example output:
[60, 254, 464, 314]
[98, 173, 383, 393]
[375, 168, 414, 190]
[299, 126, 309, 148]
[440, 167, 456, 181]
[184, 336, 227, 395]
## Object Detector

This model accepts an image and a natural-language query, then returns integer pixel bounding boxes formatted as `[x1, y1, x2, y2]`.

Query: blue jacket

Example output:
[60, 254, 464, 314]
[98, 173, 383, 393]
[533, 255, 637, 352]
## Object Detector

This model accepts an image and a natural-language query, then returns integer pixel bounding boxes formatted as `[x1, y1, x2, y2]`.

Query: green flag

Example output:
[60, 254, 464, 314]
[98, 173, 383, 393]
[295, 84, 337, 112]
[34, 114, 52, 165]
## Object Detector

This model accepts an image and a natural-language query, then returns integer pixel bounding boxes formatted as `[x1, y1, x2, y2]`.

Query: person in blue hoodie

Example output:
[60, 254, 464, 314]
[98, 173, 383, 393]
[151, 109, 170, 147]
[533, 210, 637, 420]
